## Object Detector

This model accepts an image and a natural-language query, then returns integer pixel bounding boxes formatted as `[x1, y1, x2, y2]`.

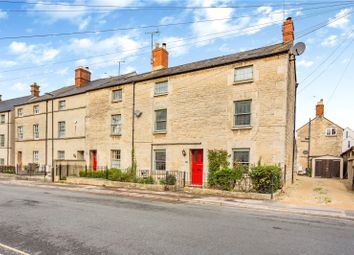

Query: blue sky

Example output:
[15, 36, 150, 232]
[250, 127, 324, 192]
[0, 0, 353, 129]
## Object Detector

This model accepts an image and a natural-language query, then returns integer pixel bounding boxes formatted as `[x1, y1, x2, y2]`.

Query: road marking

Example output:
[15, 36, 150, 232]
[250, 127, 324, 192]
[0, 243, 31, 255]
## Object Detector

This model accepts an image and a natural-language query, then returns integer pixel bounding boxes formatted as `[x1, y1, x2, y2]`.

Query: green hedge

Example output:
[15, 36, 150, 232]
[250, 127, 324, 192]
[79, 169, 155, 184]
[249, 165, 282, 193]
[207, 149, 230, 187]
[159, 174, 177, 185]
[0, 166, 16, 174]
[213, 164, 246, 191]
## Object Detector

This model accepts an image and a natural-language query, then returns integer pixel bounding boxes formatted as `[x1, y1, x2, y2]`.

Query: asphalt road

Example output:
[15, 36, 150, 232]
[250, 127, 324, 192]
[0, 183, 353, 255]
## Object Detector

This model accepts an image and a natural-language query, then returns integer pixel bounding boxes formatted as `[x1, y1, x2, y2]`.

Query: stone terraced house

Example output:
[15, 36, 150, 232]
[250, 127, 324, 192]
[4, 17, 298, 185]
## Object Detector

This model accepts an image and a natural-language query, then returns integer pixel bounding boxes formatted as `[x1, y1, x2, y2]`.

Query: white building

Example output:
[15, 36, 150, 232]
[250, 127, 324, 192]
[342, 127, 354, 153]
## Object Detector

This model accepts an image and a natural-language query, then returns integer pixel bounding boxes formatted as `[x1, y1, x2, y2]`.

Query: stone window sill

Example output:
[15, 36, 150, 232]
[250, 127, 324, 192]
[153, 131, 167, 134]
[112, 100, 122, 103]
[154, 92, 168, 97]
[233, 79, 253, 85]
[232, 126, 252, 130]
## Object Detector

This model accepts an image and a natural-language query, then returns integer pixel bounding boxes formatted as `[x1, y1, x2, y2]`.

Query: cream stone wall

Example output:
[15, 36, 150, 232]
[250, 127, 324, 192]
[12, 52, 296, 184]
[84, 52, 295, 184]
[0, 111, 15, 165]
[14, 94, 87, 168]
[297, 117, 343, 171]
[85, 85, 133, 169]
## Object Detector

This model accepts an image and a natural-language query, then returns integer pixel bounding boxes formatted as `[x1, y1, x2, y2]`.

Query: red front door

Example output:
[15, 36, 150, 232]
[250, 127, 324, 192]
[91, 151, 97, 171]
[191, 149, 203, 185]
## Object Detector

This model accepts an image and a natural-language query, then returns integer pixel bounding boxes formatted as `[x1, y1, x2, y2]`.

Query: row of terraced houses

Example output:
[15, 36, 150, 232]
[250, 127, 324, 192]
[0, 18, 297, 185]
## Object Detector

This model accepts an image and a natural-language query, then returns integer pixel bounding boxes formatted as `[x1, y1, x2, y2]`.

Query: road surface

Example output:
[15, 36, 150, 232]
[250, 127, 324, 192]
[0, 183, 353, 255]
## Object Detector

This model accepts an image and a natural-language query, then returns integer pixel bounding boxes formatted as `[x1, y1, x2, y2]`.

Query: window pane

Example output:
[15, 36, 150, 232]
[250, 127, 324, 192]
[155, 150, 166, 171]
[234, 66, 253, 82]
[155, 109, 167, 131]
[111, 150, 121, 169]
[235, 115, 251, 126]
[233, 149, 250, 166]
[154, 81, 168, 95]
[234, 101, 251, 126]
[112, 90, 122, 101]
[236, 101, 251, 114]
[111, 115, 121, 135]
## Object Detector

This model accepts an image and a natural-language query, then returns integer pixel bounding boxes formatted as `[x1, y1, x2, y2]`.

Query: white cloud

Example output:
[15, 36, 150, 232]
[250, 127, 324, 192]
[0, 60, 17, 68]
[328, 8, 352, 29]
[188, 1, 292, 46]
[9, 41, 60, 64]
[0, 9, 7, 19]
[79, 16, 91, 30]
[162, 36, 188, 57]
[321, 35, 337, 47]
[160, 16, 177, 25]
[68, 34, 143, 69]
[12, 82, 27, 92]
[297, 60, 314, 68]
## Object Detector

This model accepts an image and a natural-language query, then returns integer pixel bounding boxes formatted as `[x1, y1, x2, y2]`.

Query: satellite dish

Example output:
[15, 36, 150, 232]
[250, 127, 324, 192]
[290, 42, 306, 56]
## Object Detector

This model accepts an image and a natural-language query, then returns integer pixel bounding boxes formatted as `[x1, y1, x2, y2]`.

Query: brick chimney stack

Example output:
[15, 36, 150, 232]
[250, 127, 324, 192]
[152, 43, 168, 71]
[75, 66, 91, 87]
[31, 82, 40, 97]
[282, 17, 294, 43]
[316, 99, 324, 117]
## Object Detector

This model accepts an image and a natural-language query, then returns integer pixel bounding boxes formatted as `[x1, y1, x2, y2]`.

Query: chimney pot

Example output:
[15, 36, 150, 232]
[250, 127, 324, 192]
[282, 17, 294, 43]
[152, 42, 168, 71]
[316, 99, 324, 117]
[30, 82, 40, 97]
[75, 66, 91, 87]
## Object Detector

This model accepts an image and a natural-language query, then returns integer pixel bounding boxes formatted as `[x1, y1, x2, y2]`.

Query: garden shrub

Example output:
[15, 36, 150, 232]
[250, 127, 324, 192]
[136, 176, 155, 184]
[166, 174, 177, 185]
[213, 164, 246, 191]
[249, 165, 282, 193]
[159, 174, 177, 185]
[208, 149, 229, 187]
[306, 168, 312, 177]
[0, 166, 16, 174]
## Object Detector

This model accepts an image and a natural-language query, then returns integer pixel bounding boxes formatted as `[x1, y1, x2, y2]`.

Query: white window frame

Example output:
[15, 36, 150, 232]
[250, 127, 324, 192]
[154, 81, 168, 95]
[112, 89, 122, 102]
[111, 114, 122, 135]
[33, 151, 39, 163]
[232, 148, 250, 167]
[57, 150, 65, 160]
[17, 126, 23, 140]
[325, 128, 337, 136]
[33, 105, 40, 114]
[58, 121, 66, 138]
[33, 124, 39, 139]
[0, 114, 5, 124]
[58, 100, 66, 111]
[0, 134, 4, 147]
[154, 109, 167, 132]
[111, 150, 121, 169]
[17, 108, 23, 117]
[234, 65, 253, 83]
[154, 149, 166, 171]
[234, 100, 252, 127]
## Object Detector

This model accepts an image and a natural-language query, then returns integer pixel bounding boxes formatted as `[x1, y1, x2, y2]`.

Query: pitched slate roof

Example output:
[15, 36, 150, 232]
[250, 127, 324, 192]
[96, 42, 292, 90]
[0, 95, 33, 112]
[15, 42, 292, 106]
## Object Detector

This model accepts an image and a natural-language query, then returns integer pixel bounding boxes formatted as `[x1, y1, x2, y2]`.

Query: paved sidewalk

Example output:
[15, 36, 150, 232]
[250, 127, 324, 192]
[1, 177, 353, 221]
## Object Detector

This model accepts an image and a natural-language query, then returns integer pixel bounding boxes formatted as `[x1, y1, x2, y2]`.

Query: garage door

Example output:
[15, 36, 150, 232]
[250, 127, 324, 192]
[315, 159, 340, 178]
